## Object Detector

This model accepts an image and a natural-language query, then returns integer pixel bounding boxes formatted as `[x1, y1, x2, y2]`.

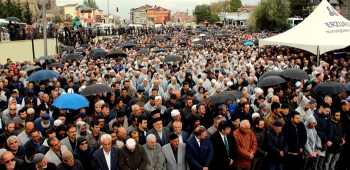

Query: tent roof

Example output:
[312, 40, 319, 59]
[259, 0, 350, 55]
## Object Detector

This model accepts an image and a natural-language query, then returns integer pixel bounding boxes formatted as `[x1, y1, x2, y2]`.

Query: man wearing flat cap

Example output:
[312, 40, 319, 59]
[26, 153, 56, 170]
[57, 151, 84, 170]
[33, 113, 54, 138]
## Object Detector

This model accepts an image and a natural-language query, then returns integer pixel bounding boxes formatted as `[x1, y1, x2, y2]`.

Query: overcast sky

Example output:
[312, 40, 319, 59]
[56, 0, 260, 20]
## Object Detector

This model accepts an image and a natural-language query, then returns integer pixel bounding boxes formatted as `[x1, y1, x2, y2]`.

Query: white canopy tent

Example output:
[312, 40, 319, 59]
[259, 0, 350, 56]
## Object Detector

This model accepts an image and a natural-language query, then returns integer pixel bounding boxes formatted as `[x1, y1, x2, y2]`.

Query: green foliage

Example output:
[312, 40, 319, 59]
[71, 16, 81, 27]
[52, 15, 62, 23]
[0, 0, 26, 21]
[230, 0, 242, 12]
[208, 12, 220, 24]
[247, 0, 291, 32]
[22, 0, 33, 24]
[289, 0, 309, 17]
[83, 0, 98, 9]
[193, 4, 211, 24]
[64, 14, 73, 22]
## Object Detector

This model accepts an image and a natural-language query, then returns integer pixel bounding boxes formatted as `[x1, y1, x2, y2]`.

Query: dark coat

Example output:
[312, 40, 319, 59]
[185, 136, 213, 170]
[92, 147, 120, 170]
[265, 130, 288, 165]
[118, 144, 148, 170]
[170, 131, 189, 144]
[25, 162, 56, 170]
[328, 121, 346, 154]
[73, 145, 96, 170]
[283, 122, 307, 153]
[251, 126, 266, 157]
[0, 158, 24, 170]
[210, 131, 236, 169]
[56, 159, 84, 170]
[314, 110, 334, 145]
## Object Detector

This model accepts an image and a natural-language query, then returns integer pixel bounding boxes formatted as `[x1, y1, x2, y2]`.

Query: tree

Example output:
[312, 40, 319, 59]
[83, 0, 98, 9]
[14, 0, 23, 21]
[230, 0, 242, 12]
[210, 1, 231, 13]
[247, 0, 290, 31]
[22, 0, 33, 24]
[0, 0, 4, 18]
[64, 14, 73, 22]
[52, 15, 62, 23]
[193, 4, 211, 24]
[289, 0, 309, 17]
[208, 12, 220, 24]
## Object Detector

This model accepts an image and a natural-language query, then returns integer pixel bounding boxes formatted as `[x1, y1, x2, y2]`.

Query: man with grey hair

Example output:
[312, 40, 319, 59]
[118, 138, 148, 170]
[143, 134, 165, 170]
[7, 135, 25, 159]
[92, 134, 120, 170]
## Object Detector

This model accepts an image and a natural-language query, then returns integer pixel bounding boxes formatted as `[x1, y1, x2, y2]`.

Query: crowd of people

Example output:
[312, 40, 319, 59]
[0, 25, 349, 170]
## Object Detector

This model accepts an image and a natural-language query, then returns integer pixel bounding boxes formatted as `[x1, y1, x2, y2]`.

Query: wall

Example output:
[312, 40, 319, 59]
[0, 38, 57, 64]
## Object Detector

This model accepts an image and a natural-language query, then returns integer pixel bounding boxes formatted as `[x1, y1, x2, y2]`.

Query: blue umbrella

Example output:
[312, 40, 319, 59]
[27, 70, 59, 81]
[244, 41, 254, 46]
[52, 93, 89, 110]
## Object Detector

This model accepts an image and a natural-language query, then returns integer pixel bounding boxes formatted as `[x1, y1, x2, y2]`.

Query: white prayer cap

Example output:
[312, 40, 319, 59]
[126, 139, 136, 149]
[155, 96, 162, 100]
[171, 110, 180, 117]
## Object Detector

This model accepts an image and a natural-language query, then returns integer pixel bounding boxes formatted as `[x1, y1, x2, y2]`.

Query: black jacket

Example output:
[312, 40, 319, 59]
[328, 120, 346, 154]
[283, 122, 307, 153]
[251, 126, 266, 157]
[265, 130, 288, 164]
[314, 110, 334, 145]
[210, 131, 236, 169]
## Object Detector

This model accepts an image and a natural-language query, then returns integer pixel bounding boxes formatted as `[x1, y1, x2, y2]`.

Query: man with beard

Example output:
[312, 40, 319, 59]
[60, 124, 77, 153]
[251, 117, 266, 170]
[106, 130, 124, 148]
[0, 121, 17, 140]
[258, 103, 268, 119]
[264, 102, 285, 130]
[73, 137, 95, 170]
[33, 113, 54, 137]
[280, 103, 290, 125]
[283, 111, 307, 170]
[6, 136, 26, 159]
[86, 120, 105, 148]
[296, 96, 313, 123]
[26, 153, 56, 170]
[143, 134, 165, 170]
[147, 118, 170, 146]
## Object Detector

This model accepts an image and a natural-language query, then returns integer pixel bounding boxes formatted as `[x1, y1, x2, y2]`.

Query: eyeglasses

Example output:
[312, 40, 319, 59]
[4, 158, 15, 164]
[80, 141, 88, 145]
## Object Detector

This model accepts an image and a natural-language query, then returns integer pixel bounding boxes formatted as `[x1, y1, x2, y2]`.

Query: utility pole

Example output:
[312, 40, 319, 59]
[42, 0, 47, 55]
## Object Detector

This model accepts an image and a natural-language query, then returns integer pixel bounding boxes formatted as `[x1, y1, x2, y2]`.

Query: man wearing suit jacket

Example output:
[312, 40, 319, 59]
[171, 121, 189, 143]
[186, 126, 213, 170]
[60, 124, 77, 153]
[210, 121, 237, 169]
[162, 133, 189, 170]
[146, 117, 170, 146]
[92, 134, 120, 170]
[45, 137, 69, 165]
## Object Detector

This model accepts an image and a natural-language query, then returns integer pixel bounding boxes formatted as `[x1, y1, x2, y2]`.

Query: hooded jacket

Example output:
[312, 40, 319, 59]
[303, 115, 322, 158]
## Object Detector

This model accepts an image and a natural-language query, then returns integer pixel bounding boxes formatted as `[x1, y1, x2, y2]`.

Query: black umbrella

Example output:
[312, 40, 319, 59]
[62, 46, 75, 51]
[164, 45, 174, 48]
[81, 44, 90, 47]
[164, 36, 172, 40]
[154, 49, 166, 53]
[194, 40, 207, 45]
[177, 48, 188, 52]
[47, 63, 63, 68]
[156, 37, 166, 41]
[64, 54, 83, 60]
[91, 50, 108, 57]
[206, 91, 243, 104]
[179, 36, 187, 39]
[259, 70, 282, 81]
[257, 76, 286, 87]
[223, 34, 231, 37]
[38, 55, 54, 60]
[75, 48, 84, 52]
[115, 43, 123, 47]
[312, 82, 347, 94]
[80, 84, 113, 96]
[179, 42, 187, 45]
[147, 44, 157, 48]
[107, 50, 127, 58]
[215, 34, 223, 38]
[123, 43, 136, 48]
[92, 48, 104, 53]
[133, 46, 144, 49]
[6, 17, 21, 22]
[281, 68, 309, 80]
[25, 66, 42, 72]
[192, 44, 202, 48]
[140, 49, 151, 54]
[163, 55, 184, 62]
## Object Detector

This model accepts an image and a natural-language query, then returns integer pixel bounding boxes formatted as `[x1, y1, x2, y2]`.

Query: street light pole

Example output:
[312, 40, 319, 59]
[107, 0, 110, 24]
[42, 0, 47, 55]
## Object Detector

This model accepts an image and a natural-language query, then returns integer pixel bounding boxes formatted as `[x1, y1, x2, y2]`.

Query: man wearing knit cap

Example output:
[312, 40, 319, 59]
[92, 134, 120, 170]
[143, 134, 165, 170]
[166, 109, 183, 131]
[33, 113, 54, 137]
[118, 138, 148, 170]
[108, 110, 129, 130]
[265, 120, 288, 170]
[25, 153, 56, 170]
[57, 151, 83, 170]
[162, 133, 188, 170]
